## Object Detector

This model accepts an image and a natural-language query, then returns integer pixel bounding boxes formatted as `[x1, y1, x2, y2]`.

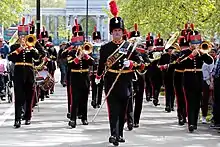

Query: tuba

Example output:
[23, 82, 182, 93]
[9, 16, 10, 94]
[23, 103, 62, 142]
[199, 41, 212, 54]
[82, 41, 93, 54]
[25, 34, 37, 47]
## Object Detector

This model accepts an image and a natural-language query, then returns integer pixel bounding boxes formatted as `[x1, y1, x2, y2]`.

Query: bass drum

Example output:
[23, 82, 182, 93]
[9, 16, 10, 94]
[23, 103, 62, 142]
[37, 70, 55, 91]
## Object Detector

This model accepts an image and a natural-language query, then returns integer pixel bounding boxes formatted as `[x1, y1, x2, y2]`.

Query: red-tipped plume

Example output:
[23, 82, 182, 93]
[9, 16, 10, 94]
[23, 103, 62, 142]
[94, 26, 97, 32]
[190, 23, 194, 30]
[158, 33, 160, 38]
[134, 23, 138, 32]
[147, 33, 150, 41]
[109, 0, 118, 17]
[75, 18, 78, 26]
[76, 25, 79, 32]
[21, 17, 25, 25]
[43, 26, 45, 32]
[185, 24, 187, 30]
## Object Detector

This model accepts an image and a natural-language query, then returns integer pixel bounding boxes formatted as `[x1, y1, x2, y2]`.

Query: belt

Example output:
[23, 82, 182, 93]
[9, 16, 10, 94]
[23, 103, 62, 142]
[184, 69, 202, 72]
[15, 62, 33, 67]
[71, 69, 89, 73]
[108, 69, 133, 74]
[175, 69, 184, 72]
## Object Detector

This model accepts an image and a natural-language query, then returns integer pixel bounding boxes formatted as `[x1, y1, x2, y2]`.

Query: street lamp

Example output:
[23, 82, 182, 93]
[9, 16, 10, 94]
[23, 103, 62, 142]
[86, 0, 89, 41]
[36, 0, 40, 39]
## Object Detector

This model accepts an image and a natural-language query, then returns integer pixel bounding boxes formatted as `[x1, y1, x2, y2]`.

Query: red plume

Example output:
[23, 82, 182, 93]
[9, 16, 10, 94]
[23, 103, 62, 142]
[158, 33, 160, 38]
[21, 17, 25, 25]
[31, 20, 34, 25]
[124, 29, 127, 35]
[185, 24, 187, 30]
[187, 32, 190, 42]
[75, 18, 78, 26]
[147, 33, 150, 41]
[76, 25, 79, 32]
[109, 0, 118, 17]
[94, 26, 97, 32]
[134, 23, 138, 31]
[43, 26, 45, 32]
[190, 23, 194, 30]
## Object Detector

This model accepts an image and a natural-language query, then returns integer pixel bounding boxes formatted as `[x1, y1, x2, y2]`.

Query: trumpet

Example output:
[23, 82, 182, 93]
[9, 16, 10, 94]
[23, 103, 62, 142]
[75, 41, 93, 56]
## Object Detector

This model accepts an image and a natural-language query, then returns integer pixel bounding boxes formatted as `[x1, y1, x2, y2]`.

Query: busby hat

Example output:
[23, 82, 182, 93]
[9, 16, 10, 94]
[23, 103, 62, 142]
[129, 23, 140, 38]
[41, 26, 49, 38]
[18, 17, 30, 36]
[178, 36, 189, 47]
[72, 18, 83, 34]
[92, 26, 101, 40]
[146, 33, 154, 48]
[154, 33, 163, 46]
[71, 21, 85, 46]
[109, 0, 124, 33]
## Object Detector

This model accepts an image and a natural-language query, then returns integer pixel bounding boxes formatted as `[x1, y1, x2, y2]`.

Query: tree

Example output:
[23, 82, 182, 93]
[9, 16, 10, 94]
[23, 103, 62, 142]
[116, 0, 219, 38]
[0, 0, 25, 27]
[23, 0, 65, 8]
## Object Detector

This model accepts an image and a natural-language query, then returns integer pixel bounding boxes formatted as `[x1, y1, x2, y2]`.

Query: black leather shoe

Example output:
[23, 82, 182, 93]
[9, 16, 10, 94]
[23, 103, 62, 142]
[68, 120, 76, 128]
[91, 100, 97, 108]
[50, 91, 54, 94]
[46, 95, 49, 98]
[165, 106, 171, 113]
[193, 125, 197, 130]
[82, 120, 88, 125]
[171, 107, 175, 111]
[117, 136, 125, 143]
[109, 136, 119, 146]
[67, 113, 71, 119]
[188, 125, 194, 133]
[178, 119, 185, 126]
[127, 123, 133, 131]
[78, 115, 82, 119]
[14, 120, 21, 128]
[153, 99, 160, 106]
[133, 123, 139, 128]
[25, 120, 31, 125]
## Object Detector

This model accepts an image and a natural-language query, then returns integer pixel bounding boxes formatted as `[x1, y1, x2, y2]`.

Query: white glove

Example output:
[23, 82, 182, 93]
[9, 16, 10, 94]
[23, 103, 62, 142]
[95, 78, 101, 85]
[123, 59, 130, 67]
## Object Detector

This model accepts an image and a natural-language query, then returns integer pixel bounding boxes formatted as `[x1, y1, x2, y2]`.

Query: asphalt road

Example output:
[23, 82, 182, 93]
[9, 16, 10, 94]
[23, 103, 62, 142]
[0, 70, 220, 147]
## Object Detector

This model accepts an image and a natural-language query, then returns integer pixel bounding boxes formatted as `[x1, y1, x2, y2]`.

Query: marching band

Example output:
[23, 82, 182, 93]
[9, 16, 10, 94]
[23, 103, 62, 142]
[1, 0, 220, 146]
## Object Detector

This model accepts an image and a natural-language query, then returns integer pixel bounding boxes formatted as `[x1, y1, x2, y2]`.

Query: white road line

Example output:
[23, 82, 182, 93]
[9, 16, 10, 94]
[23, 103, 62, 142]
[0, 103, 14, 126]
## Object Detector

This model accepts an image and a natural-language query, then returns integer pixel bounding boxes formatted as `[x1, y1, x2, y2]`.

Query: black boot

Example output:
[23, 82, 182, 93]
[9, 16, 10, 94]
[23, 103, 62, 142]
[117, 136, 125, 143]
[14, 120, 21, 128]
[188, 125, 194, 133]
[81, 120, 88, 125]
[67, 113, 71, 119]
[25, 120, 31, 125]
[91, 100, 97, 109]
[109, 136, 119, 146]
[178, 119, 185, 126]
[133, 123, 139, 128]
[127, 123, 133, 131]
[68, 120, 76, 128]
[153, 99, 160, 106]
[165, 106, 171, 113]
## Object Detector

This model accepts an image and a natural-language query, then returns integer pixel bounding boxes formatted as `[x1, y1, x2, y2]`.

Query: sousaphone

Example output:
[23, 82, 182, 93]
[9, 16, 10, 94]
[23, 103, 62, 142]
[165, 32, 180, 50]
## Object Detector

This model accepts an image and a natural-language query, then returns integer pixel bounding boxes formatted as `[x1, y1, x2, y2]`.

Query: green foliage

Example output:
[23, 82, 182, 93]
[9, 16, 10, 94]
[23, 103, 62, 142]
[116, 0, 220, 38]
[23, 0, 65, 8]
[0, 0, 25, 27]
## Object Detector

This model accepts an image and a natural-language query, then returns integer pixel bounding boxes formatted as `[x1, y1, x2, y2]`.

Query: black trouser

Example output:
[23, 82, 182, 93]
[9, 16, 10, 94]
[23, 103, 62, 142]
[126, 93, 133, 125]
[174, 71, 186, 120]
[213, 77, 220, 125]
[70, 72, 90, 122]
[184, 72, 203, 127]
[14, 79, 34, 121]
[163, 72, 175, 109]
[133, 74, 145, 124]
[151, 76, 162, 102]
[91, 74, 104, 105]
[202, 80, 210, 117]
[104, 73, 132, 137]
[145, 72, 152, 99]
[66, 69, 71, 113]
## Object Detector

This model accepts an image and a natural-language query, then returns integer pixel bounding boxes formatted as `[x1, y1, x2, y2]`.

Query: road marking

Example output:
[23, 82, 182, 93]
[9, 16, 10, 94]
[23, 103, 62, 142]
[0, 103, 14, 126]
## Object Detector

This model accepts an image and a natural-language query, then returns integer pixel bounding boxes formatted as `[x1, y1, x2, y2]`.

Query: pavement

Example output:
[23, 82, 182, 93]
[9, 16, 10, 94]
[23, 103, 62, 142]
[0, 70, 220, 147]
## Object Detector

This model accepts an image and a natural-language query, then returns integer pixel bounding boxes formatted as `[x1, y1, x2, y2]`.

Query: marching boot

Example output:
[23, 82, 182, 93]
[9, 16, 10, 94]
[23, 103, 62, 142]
[91, 100, 97, 109]
[25, 120, 31, 125]
[165, 106, 171, 113]
[68, 120, 76, 128]
[117, 136, 125, 143]
[14, 120, 21, 128]
[188, 125, 194, 133]
[109, 136, 119, 146]
[81, 120, 88, 125]
[127, 122, 133, 131]
[153, 99, 159, 106]
[133, 123, 139, 128]
[178, 119, 185, 126]
[50, 91, 54, 94]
